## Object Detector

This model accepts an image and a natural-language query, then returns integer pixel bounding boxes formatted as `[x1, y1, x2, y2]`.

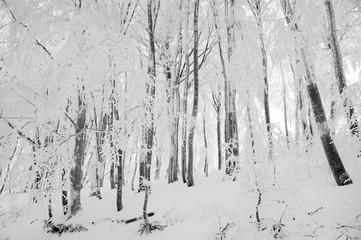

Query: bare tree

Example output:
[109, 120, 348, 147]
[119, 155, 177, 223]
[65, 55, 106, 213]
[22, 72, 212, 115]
[187, 0, 200, 187]
[324, 0, 360, 139]
[68, 90, 86, 218]
[280, 0, 352, 186]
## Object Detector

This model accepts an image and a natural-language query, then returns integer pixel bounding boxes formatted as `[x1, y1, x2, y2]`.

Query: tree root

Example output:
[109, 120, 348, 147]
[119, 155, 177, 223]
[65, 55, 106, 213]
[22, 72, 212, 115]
[138, 222, 166, 235]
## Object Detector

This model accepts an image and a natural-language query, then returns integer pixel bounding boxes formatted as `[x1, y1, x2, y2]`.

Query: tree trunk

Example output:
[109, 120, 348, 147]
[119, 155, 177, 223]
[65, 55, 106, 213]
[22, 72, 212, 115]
[142, 0, 157, 229]
[213, 0, 238, 175]
[324, 0, 360, 139]
[132, 156, 137, 191]
[109, 162, 115, 189]
[252, 2, 274, 169]
[280, 0, 352, 186]
[90, 111, 107, 199]
[116, 149, 123, 211]
[290, 60, 301, 145]
[181, 0, 190, 184]
[202, 106, 208, 177]
[154, 156, 161, 180]
[212, 0, 238, 176]
[68, 92, 86, 218]
[212, 91, 222, 170]
[187, 0, 200, 187]
[280, 64, 290, 149]
[224, 0, 239, 176]
[61, 169, 68, 215]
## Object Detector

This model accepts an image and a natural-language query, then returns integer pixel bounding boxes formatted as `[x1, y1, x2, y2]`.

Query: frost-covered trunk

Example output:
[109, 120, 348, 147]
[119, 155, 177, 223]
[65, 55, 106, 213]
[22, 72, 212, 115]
[246, 91, 256, 158]
[280, 0, 352, 186]
[90, 112, 107, 199]
[212, 91, 222, 170]
[212, 0, 237, 174]
[258, 18, 273, 163]
[61, 169, 68, 215]
[69, 93, 86, 218]
[154, 156, 161, 180]
[166, 64, 179, 183]
[224, 0, 239, 176]
[324, 0, 360, 139]
[181, 0, 190, 184]
[280, 65, 289, 148]
[250, 0, 274, 174]
[142, 0, 157, 229]
[187, 0, 200, 187]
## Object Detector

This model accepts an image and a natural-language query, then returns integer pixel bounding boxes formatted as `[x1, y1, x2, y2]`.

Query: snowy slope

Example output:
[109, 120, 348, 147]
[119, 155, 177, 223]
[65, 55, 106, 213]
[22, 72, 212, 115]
[1, 172, 361, 240]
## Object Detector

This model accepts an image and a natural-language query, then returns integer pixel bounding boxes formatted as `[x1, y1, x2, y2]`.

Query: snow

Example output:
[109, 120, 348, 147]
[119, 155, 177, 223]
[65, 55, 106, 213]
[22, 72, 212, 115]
[1, 171, 360, 240]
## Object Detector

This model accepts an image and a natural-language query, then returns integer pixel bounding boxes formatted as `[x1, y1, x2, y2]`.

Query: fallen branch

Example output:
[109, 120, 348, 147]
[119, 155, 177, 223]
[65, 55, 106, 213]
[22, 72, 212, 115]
[125, 212, 155, 224]
[90, 212, 155, 225]
[91, 218, 123, 225]
[44, 221, 87, 236]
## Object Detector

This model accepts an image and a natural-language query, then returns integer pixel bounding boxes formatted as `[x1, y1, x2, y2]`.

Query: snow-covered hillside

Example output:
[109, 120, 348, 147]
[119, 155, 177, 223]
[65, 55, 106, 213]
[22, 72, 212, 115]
[1, 171, 360, 240]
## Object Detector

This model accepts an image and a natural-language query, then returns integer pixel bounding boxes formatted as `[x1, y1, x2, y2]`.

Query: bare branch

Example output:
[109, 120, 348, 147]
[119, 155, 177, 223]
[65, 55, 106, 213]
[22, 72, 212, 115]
[35, 40, 53, 59]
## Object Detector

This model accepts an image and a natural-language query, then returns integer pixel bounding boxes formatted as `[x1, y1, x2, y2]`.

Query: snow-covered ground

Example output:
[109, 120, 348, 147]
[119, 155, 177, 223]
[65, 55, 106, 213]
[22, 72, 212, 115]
[1, 170, 360, 240]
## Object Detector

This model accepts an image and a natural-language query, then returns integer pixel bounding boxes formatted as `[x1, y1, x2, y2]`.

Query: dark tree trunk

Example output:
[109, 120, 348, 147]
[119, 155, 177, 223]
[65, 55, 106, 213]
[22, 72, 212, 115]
[110, 162, 116, 189]
[131, 156, 137, 191]
[61, 169, 68, 215]
[202, 107, 209, 177]
[116, 149, 123, 211]
[187, 0, 200, 187]
[306, 79, 352, 185]
[280, 0, 352, 186]
[224, 0, 239, 176]
[181, 0, 190, 184]
[69, 93, 86, 218]
[142, 0, 157, 230]
[154, 156, 161, 180]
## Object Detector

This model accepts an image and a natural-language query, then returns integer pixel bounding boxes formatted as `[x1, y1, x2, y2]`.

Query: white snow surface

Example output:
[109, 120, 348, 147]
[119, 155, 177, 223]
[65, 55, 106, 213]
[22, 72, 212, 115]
[1, 172, 361, 240]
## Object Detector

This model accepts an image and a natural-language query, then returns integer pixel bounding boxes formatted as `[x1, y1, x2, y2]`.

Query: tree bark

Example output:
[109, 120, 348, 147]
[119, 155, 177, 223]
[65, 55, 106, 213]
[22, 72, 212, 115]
[212, 0, 237, 175]
[181, 0, 190, 184]
[212, 91, 222, 170]
[142, 0, 157, 229]
[69, 92, 86, 218]
[116, 149, 123, 211]
[224, 0, 239, 176]
[280, 64, 290, 149]
[280, 0, 352, 186]
[202, 106, 208, 177]
[324, 0, 360, 139]
[250, 0, 274, 168]
[187, 0, 200, 187]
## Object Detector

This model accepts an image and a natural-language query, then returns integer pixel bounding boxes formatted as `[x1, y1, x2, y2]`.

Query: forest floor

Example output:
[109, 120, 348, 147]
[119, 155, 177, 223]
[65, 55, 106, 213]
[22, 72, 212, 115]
[1, 171, 361, 240]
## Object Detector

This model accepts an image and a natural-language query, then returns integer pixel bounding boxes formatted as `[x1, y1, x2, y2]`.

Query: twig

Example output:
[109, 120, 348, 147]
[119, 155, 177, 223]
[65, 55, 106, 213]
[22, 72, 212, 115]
[336, 224, 361, 230]
[308, 207, 323, 216]
[64, 112, 76, 128]
[4, 119, 36, 146]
